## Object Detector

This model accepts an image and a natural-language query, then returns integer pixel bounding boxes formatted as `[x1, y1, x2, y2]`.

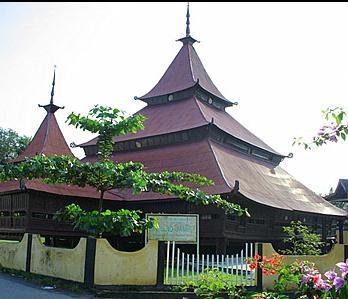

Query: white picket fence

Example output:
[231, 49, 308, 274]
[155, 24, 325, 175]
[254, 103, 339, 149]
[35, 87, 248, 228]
[164, 241, 257, 286]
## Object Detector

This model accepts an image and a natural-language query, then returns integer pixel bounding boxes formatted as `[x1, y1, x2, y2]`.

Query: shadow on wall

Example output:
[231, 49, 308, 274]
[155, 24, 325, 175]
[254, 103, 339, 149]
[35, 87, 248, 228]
[0, 233, 159, 286]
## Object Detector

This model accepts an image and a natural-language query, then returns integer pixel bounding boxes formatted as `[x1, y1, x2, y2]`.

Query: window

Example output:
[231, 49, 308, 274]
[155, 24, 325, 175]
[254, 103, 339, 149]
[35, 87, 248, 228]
[226, 138, 249, 153]
[32, 212, 54, 220]
[13, 211, 26, 217]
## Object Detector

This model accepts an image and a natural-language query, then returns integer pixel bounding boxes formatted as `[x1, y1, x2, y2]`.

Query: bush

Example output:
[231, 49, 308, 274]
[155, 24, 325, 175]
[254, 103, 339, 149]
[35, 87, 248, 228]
[173, 268, 237, 299]
[279, 221, 323, 255]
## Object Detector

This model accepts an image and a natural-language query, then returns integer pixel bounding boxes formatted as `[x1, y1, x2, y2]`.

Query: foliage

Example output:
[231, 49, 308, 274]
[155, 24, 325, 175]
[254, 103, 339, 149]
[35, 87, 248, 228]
[245, 292, 289, 299]
[0, 127, 31, 164]
[272, 260, 308, 294]
[296, 259, 348, 299]
[53, 203, 158, 237]
[279, 221, 323, 255]
[0, 154, 247, 217]
[247, 254, 284, 276]
[0, 105, 249, 237]
[247, 254, 307, 296]
[174, 268, 237, 299]
[293, 107, 348, 149]
[247, 253, 299, 296]
[67, 105, 146, 160]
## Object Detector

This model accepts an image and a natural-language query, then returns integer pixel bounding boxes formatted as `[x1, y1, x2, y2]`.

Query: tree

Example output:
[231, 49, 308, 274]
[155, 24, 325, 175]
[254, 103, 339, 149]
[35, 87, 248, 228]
[293, 107, 347, 149]
[0, 105, 249, 238]
[279, 220, 324, 255]
[0, 128, 31, 164]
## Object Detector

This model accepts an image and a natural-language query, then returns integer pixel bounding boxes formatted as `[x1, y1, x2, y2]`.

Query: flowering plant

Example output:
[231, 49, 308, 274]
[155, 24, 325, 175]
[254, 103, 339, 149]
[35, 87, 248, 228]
[299, 259, 348, 299]
[247, 254, 285, 275]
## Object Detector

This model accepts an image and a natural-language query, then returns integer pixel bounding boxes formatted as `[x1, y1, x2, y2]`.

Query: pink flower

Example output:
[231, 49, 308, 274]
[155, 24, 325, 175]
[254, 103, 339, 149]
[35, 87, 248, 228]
[325, 270, 337, 281]
[336, 259, 348, 277]
[333, 277, 345, 290]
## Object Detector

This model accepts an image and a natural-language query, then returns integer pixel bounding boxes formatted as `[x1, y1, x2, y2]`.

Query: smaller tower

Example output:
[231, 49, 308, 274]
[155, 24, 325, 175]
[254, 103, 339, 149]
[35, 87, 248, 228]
[13, 67, 73, 162]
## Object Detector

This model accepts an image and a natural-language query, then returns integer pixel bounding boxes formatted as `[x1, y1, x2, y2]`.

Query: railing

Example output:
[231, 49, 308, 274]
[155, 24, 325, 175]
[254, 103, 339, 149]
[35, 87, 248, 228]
[13, 217, 26, 227]
[164, 241, 257, 286]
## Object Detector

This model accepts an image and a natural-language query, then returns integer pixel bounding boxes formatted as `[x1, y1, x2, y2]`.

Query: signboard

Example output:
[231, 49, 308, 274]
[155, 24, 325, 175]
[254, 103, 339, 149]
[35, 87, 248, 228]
[146, 213, 199, 243]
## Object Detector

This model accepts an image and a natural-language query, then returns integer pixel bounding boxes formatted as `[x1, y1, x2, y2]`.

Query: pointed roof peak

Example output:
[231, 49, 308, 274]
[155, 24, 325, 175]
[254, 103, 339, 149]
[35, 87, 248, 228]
[139, 40, 230, 104]
[11, 66, 73, 163]
[12, 112, 74, 163]
[177, 2, 199, 45]
[39, 66, 64, 114]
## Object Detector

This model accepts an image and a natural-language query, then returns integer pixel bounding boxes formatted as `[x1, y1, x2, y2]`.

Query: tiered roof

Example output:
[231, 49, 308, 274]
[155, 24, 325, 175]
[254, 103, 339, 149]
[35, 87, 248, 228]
[80, 6, 345, 217]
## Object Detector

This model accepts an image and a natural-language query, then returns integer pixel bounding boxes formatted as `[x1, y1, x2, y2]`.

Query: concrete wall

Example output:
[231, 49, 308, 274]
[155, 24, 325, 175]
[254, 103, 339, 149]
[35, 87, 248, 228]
[30, 234, 86, 283]
[262, 243, 346, 290]
[94, 239, 158, 285]
[339, 230, 348, 244]
[0, 234, 28, 271]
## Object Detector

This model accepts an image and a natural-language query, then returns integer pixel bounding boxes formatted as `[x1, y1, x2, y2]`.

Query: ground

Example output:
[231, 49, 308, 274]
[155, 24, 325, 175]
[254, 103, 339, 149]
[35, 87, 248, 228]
[0, 272, 94, 299]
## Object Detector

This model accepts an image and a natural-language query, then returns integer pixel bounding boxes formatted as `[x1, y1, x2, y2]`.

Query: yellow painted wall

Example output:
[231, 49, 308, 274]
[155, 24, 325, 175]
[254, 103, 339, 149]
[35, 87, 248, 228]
[336, 230, 348, 244]
[30, 234, 86, 283]
[262, 243, 345, 290]
[0, 233, 28, 271]
[94, 239, 158, 285]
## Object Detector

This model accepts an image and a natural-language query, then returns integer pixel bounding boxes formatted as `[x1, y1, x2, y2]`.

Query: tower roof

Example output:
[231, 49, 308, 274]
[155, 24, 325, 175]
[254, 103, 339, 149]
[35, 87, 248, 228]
[12, 68, 73, 163]
[13, 113, 73, 163]
[138, 43, 231, 104]
[80, 96, 280, 155]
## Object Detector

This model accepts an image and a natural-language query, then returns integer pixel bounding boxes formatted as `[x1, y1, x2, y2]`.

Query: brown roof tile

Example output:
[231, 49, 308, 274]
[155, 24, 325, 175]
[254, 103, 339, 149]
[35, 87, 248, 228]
[13, 112, 73, 163]
[0, 179, 115, 200]
[210, 140, 346, 216]
[139, 43, 229, 102]
[82, 139, 346, 217]
[80, 97, 279, 154]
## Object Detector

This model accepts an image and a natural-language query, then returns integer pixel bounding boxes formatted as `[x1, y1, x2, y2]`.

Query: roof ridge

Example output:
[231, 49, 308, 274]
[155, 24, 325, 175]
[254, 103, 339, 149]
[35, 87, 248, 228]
[192, 96, 210, 123]
[41, 112, 51, 155]
[187, 44, 195, 84]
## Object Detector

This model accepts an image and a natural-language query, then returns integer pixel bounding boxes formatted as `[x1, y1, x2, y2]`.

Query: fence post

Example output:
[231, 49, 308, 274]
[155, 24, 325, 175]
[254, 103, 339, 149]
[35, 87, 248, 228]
[84, 237, 96, 288]
[156, 241, 166, 288]
[339, 220, 344, 244]
[25, 233, 32, 272]
[344, 245, 348, 261]
[256, 243, 263, 292]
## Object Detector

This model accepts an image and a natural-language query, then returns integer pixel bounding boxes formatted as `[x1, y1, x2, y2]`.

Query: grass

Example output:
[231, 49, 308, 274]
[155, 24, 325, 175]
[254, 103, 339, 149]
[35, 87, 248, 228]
[164, 267, 256, 286]
[0, 239, 19, 243]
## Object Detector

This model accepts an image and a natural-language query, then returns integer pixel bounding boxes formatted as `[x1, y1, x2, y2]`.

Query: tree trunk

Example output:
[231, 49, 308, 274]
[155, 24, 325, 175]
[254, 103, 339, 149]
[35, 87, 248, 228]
[98, 190, 105, 212]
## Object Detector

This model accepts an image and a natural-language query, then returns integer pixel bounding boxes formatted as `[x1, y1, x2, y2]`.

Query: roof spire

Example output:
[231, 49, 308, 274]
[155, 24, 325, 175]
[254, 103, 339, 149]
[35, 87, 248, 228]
[39, 65, 64, 114]
[50, 65, 56, 104]
[177, 2, 198, 45]
[186, 2, 190, 37]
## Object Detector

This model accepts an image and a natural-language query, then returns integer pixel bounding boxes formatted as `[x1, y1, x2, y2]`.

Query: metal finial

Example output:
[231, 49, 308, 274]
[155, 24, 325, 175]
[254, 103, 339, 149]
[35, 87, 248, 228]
[186, 2, 190, 37]
[39, 65, 64, 114]
[50, 65, 56, 104]
[177, 2, 198, 45]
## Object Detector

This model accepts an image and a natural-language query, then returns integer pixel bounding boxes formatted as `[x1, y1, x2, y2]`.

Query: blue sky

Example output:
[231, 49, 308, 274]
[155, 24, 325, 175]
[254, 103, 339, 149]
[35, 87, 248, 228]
[0, 2, 347, 195]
